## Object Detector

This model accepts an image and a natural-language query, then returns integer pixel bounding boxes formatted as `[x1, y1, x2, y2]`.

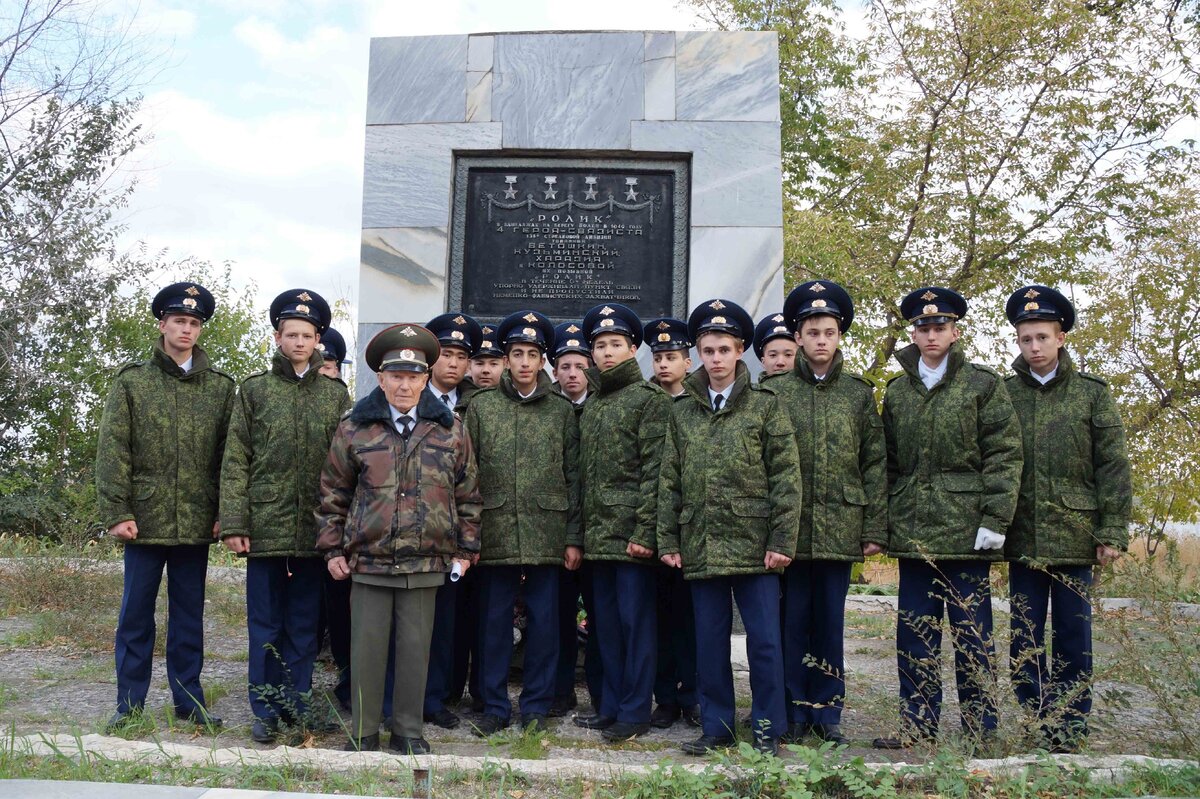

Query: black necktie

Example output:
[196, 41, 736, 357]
[397, 415, 414, 440]
[440, 393, 451, 407]
[713, 394, 725, 411]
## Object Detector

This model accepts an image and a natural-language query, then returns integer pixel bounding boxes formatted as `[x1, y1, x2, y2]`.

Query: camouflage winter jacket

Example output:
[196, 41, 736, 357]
[761, 351, 887, 561]
[1005, 350, 1132, 565]
[578, 357, 671, 562]
[315, 386, 482, 575]
[96, 342, 235, 545]
[658, 361, 802, 579]
[220, 350, 352, 557]
[464, 370, 581, 565]
[883, 343, 1023, 560]
[551, 371, 600, 414]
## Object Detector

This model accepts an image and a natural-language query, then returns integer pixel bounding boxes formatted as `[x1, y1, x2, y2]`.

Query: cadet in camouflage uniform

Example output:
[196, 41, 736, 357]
[465, 311, 582, 735]
[1004, 285, 1131, 753]
[763, 281, 886, 745]
[317, 324, 481, 754]
[220, 289, 352, 744]
[658, 299, 801, 756]
[643, 317, 699, 729]
[573, 303, 671, 742]
[98, 282, 234, 733]
[753, 313, 798, 377]
[423, 312, 485, 727]
[874, 287, 1023, 750]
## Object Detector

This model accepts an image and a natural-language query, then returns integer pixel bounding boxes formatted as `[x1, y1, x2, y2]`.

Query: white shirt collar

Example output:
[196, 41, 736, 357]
[294, 365, 309, 378]
[708, 385, 731, 408]
[517, 386, 537, 399]
[428, 384, 458, 408]
[389, 404, 417, 426]
[573, 390, 588, 406]
[1032, 364, 1058, 385]
[179, 355, 193, 374]
[918, 356, 948, 390]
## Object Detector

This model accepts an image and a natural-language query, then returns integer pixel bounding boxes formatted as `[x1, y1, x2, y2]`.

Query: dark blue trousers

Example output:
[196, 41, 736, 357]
[477, 564, 560, 721]
[115, 543, 210, 716]
[1009, 562, 1093, 737]
[896, 559, 998, 737]
[554, 566, 581, 701]
[654, 563, 697, 707]
[246, 556, 323, 721]
[692, 573, 786, 741]
[423, 576, 459, 715]
[591, 561, 656, 724]
[450, 566, 481, 703]
[782, 560, 852, 725]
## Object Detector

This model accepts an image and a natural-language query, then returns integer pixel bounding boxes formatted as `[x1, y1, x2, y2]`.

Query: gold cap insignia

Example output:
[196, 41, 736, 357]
[657, 321, 671, 330]
[399, 326, 418, 337]
[566, 324, 581, 333]
[599, 306, 615, 316]
[182, 298, 198, 309]
[811, 299, 827, 308]
[920, 290, 938, 302]
[1024, 288, 1041, 299]
[399, 349, 416, 361]
[481, 340, 493, 349]
[453, 315, 467, 325]
[482, 325, 494, 334]
[658, 332, 671, 342]
[923, 303, 939, 315]
[599, 319, 615, 328]
[523, 312, 538, 323]
[185, 286, 200, 296]
[296, 304, 310, 314]
[522, 327, 537, 336]
[809, 283, 826, 293]
[450, 330, 464, 340]
[298, 291, 313, 302]
[772, 314, 785, 322]
[712, 315, 727, 324]
[566, 338, 581, 347]
[709, 300, 726, 310]
[1025, 302, 1040, 311]
[772, 326, 788, 334]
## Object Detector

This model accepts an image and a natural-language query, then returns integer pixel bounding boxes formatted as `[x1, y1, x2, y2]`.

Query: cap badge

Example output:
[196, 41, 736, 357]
[523, 312, 538, 323]
[923, 304, 939, 315]
[1024, 288, 1041, 299]
[453, 315, 467, 325]
[182, 298, 198, 309]
[450, 330, 464, 340]
[481, 340, 493, 348]
[657, 321, 671, 330]
[772, 326, 788, 334]
[1025, 302, 1040, 311]
[599, 306, 615, 316]
[399, 349, 416, 361]
[399, 326, 418, 337]
[482, 326, 494, 334]
[658, 332, 671, 342]
[566, 324, 581, 333]
[709, 300, 726, 310]
[298, 291, 313, 302]
[185, 286, 200, 296]
[296, 304, 310, 314]
[811, 299, 827, 308]
[712, 315, 727, 324]
[566, 338, 581, 347]
[920, 290, 938, 302]
[599, 319, 615, 328]
[522, 327, 537, 336]
[809, 283, 826, 293]
[772, 314, 785, 322]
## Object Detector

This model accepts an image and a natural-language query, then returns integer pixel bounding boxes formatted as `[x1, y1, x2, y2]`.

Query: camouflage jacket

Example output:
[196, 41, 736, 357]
[1005, 350, 1132, 565]
[465, 370, 581, 565]
[578, 357, 671, 562]
[96, 342, 235, 545]
[883, 343, 1023, 560]
[658, 361, 802, 579]
[315, 387, 482, 575]
[220, 350, 352, 557]
[761, 351, 887, 561]
[551, 371, 600, 415]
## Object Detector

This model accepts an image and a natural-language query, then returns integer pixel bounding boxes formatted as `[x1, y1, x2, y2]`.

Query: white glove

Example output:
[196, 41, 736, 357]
[973, 526, 1005, 551]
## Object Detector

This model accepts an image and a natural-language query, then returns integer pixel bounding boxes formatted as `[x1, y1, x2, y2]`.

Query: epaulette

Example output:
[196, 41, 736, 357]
[967, 362, 1003, 379]
[758, 370, 784, 383]
[845, 372, 876, 389]
[884, 372, 907, 386]
[1079, 372, 1110, 387]
[116, 360, 145, 376]
[240, 369, 270, 387]
[749, 381, 777, 394]
[209, 366, 236, 384]
[641, 380, 668, 395]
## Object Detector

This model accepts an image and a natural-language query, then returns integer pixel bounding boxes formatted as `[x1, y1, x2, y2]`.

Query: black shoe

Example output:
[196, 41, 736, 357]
[548, 693, 577, 718]
[781, 722, 810, 744]
[650, 703, 682, 728]
[573, 713, 615, 730]
[753, 736, 779, 755]
[681, 734, 736, 756]
[251, 717, 279, 744]
[177, 708, 223, 729]
[472, 714, 509, 737]
[812, 723, 845, 744]
[389, 735, 431, 755]
[683, 704, 702, 727]
[471, 695, 485, 713]
[521, 714, 547, 731]
[423, 708, 461, 729]
[104, 710, 138, 735]
[345, 733, 380, 751]
[602, 721, 650, 741]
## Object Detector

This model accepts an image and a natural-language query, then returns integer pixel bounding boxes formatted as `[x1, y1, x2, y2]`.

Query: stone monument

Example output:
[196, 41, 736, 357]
[358, 30, 782, 394]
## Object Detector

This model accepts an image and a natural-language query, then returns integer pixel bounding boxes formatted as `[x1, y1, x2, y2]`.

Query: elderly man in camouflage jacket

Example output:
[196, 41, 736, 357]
[763, 281, 886, 746]
[97, 282, 234, 733]
[874, 287, 1023, 751]
[1003, 285, 1131, 753]
[464, 310, 581, 735]
[317, 324, 481, 754]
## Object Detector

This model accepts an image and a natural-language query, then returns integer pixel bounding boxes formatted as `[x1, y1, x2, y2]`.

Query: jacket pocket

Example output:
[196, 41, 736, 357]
[482, 493, 507, 510]
[1061, 491, 1098, 511]
[536, 494, 569, 512]
[731, 497, 770, 518]
[889, 474, 912, 496]
[133, 479, 156, 501]
[939, 472, 984, 492]
[601, 491, 639, 507]
[249, 483, 280, 503]
[843, 484, 868, 506]
[678, 505, 695, 524]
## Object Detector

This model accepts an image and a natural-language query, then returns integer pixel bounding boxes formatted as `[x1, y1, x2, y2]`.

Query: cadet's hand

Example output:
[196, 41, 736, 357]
[862, 543, 885, 557]
[211, 521, 221, 539]
[626, 541, 654, 559]
[328, 556, 350, 580]
[764, 551, 792, 569]
[452, 557, 472, 578]
[661, 553, 682, 569]
[224, 535, 250, 554]
[564, 546, 582, 571]
[108, 520, 138, 541]
[1096, 545, 1122, 566]
[973, 527, 1005, 551]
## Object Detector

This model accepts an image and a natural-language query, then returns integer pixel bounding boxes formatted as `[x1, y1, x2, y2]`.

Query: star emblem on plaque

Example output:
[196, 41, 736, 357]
[624, 177, 639, 201]
[583, 176, 598, 201]
[543, 176, 558, 200]
[503, 176, 518, 200]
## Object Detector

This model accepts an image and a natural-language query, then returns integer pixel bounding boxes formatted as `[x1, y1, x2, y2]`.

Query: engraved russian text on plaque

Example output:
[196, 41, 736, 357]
[449, 157, 689, 322]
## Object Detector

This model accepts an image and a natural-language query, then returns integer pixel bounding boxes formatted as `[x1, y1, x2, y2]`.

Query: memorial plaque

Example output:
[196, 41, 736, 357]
[448, 157, 689, 322]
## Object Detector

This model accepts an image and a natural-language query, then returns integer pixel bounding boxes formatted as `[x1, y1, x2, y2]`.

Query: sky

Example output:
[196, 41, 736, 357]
[111, 0, 709, 326]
